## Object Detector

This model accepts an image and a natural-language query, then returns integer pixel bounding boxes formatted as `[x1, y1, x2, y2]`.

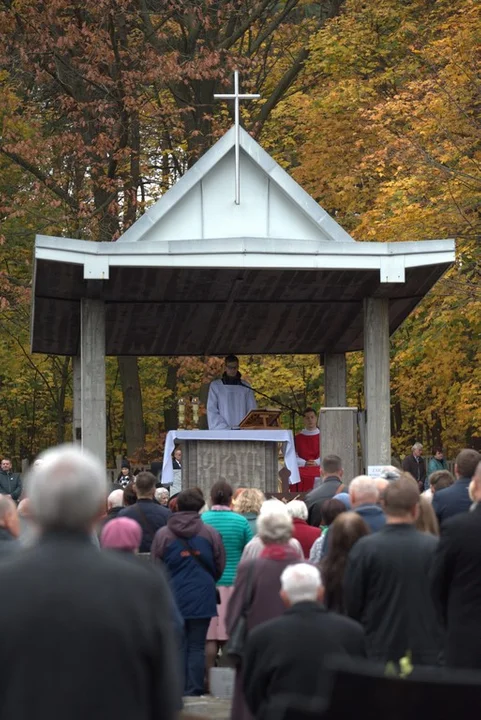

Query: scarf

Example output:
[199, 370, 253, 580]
[211, 505, 232, 511]
[221, 371, 243, 385]
[260, 543, 300, 561]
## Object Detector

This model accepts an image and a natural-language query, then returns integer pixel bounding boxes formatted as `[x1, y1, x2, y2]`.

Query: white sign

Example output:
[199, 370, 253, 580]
[368, 465, 385, 478]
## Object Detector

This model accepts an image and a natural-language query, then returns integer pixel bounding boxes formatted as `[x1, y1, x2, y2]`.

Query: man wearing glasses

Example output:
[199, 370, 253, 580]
[207, 354, 257, 429]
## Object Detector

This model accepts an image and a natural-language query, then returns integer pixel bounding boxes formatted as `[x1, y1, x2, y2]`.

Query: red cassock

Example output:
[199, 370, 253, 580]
[294, 430, 321, 493]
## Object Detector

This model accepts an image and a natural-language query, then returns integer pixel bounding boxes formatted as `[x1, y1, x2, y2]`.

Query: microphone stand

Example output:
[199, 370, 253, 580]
[242, 382, 300, 438]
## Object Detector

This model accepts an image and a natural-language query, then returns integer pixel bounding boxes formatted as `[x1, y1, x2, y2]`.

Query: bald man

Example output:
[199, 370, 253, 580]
[0, 495, 20, 557]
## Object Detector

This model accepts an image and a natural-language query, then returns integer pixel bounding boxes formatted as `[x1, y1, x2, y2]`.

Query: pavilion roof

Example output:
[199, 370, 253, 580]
[31, 126, 455, 356]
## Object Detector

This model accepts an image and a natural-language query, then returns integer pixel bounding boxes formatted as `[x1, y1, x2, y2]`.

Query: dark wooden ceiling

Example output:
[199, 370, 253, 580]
[31, 260, 450, 356]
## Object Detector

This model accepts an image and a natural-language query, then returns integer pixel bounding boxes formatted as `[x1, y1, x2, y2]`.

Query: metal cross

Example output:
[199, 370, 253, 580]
[214, 71, 260, 205]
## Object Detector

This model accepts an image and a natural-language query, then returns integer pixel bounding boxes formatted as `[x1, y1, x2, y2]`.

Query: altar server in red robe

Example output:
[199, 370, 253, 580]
[294, 408, 321, 492]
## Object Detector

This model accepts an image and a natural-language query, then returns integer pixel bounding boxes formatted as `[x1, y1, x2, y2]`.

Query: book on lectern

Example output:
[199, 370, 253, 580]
[239, 409, 281, 429]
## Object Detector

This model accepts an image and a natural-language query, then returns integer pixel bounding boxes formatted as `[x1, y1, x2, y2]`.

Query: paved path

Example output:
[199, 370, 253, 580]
[181, 696, 231, 719]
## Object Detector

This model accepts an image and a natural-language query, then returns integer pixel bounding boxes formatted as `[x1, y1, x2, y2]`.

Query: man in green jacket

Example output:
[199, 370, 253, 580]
[0, 458, 22, 504]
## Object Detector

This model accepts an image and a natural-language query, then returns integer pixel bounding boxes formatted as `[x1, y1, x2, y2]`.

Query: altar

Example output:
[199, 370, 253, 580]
[162, 429, 300, 497]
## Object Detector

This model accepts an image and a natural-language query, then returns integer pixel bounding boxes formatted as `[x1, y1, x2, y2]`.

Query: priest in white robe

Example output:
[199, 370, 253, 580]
[207, 354, 257, 429]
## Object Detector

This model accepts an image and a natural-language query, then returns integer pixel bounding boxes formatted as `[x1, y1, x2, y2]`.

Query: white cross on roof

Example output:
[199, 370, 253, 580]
[214, 71, 260, 205]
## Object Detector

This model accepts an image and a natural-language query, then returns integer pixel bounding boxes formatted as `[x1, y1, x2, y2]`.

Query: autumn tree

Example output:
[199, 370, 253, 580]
[0, 0, 343, 453]
[270, 0, 481, 454]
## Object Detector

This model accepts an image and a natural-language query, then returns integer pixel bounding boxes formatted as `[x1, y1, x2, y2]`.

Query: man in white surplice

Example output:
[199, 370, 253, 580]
[207, 354, 257, 429]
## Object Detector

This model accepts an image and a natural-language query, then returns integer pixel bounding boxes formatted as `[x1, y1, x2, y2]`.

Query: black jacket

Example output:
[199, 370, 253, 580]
[98, 506, 123, 534]
[0, 531, 180, 720]
[0, 526, 20, 559]
[305, 476, 343, 527]
[431, 504, 481, 668]
[0, 470, 22, 503]
[432, 477, 472, 526]
[344, 523, 442, 665]
[119, 498, 171, 552]
[243, 601, 364, 720]
[402, 454, 426, 490]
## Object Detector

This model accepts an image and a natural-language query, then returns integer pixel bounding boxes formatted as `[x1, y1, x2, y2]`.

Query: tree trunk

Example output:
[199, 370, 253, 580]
[118, 356, 145, 455]
[164, 360, 178, 430]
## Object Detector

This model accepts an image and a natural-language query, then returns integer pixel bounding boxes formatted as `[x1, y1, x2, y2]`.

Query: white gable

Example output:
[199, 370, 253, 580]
[118, 126, 355, 244]
[135, 149, 337, 243]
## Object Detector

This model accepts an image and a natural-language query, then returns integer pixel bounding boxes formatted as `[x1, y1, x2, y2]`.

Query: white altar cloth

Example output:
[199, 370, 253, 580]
[162, 429, 301, 487]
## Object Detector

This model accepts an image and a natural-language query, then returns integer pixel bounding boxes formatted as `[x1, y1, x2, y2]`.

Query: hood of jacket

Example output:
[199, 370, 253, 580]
[167, 511, 204, 539]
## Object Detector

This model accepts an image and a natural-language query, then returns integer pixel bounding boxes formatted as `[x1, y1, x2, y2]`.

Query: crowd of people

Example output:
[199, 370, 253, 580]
[1, 442, 481, 720]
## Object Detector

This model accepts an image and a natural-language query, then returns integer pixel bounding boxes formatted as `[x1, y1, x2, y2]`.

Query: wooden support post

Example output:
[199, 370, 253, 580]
[72, 355, 82, 442]
[324, 353, 347, 407]
[80, 299, 106, 463]
[364, 298, 391, 467]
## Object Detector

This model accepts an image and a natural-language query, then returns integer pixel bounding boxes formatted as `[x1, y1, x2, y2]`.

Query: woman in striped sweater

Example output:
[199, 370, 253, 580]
[202, 480, 253, 683]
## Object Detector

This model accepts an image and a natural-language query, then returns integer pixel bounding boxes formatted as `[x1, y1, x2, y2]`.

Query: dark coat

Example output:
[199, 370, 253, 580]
[431, 504, 481, 668]
[98, 506, 123, 534]
[0, 470, 22, 503]
[226, 553, 300, 720]
[355, 504, 386, 533]
[151, 511, 225, 619]
[305, 476, 344, 527]
[118, 498, 170, 552]
[243, 601, 365, 720]
[344, 523, 443, 665]
[0, 531, 180, 720]
[320, 505, 384, 561]
[402, 454, 426, 491]
[432, 477, 472, 526]
[0, 526, 20, 558]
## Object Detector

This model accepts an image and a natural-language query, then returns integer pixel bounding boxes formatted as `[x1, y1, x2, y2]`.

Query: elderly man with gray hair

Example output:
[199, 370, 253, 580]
[402, 442, 426, 492]
[349, 475, 386, 533]
[0, 444, 180, 720]
[98, 488, 125, 535]
[243, 563, 365, 719]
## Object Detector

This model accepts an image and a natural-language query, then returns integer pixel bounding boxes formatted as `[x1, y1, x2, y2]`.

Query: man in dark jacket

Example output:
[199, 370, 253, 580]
[151, 488, 225, 696]
[402, 443, 426, 492]
[0, 495, 20, 558]
[0, 458, 22, 504]
[0, 444, 180, 720]
[344, 477, 442, 666]
[431, 459, 481, 669]
[432, 448, 480, 526]
[119, 471, 170, 552]
[244, 563, 364, 719]
[349, 475, 386, 533]
[306, 455, 345, 527]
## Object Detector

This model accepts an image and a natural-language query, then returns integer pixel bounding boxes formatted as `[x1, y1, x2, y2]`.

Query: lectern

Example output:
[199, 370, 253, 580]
[239, 409, 281, 429]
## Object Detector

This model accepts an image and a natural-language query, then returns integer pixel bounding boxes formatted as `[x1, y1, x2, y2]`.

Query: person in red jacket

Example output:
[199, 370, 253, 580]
[287, 499, 321, 558]
[294, 407, 321, 492]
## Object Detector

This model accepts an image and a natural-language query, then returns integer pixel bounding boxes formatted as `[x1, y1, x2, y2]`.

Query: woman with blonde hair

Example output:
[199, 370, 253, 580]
[233, 488, 265, 534]
[415, 496, 440, 536]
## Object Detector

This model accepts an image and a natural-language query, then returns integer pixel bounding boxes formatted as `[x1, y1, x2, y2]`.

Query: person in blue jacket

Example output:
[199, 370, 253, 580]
[151, 488, 226, 697]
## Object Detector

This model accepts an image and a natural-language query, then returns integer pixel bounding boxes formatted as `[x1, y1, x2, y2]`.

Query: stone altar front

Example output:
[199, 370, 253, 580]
[162, 430, 300, 497]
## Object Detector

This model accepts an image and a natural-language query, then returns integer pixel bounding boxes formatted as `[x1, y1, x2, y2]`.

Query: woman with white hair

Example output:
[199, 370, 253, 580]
[286, 499, 321, 559]
[240, 498, 303, 561]
[226, 511, 300, 720]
